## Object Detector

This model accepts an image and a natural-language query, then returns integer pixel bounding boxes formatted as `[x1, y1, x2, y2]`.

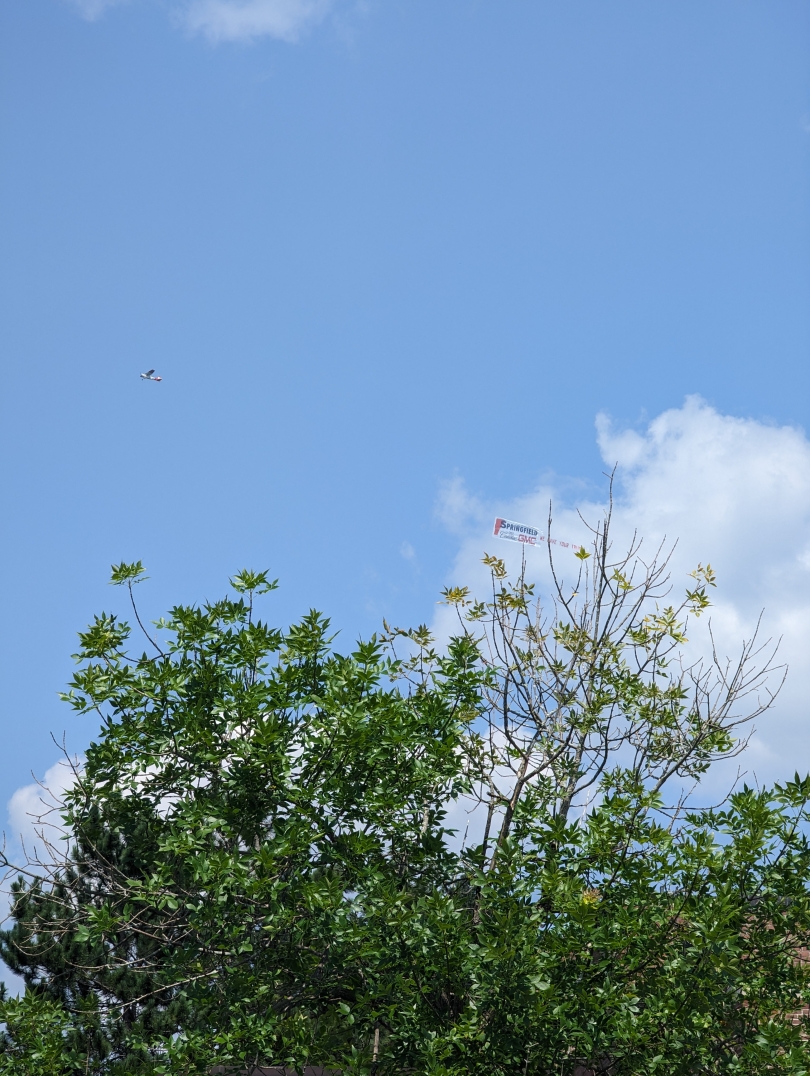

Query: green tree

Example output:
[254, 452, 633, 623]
[0, 989, 81, 1076]
[2, 523, 809, 1075]
[381, 511, 809, 1074]
[4, 565, 483, 1074]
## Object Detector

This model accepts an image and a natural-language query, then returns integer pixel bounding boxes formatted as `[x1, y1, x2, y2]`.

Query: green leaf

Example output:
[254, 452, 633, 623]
[109, 560, 147, 585]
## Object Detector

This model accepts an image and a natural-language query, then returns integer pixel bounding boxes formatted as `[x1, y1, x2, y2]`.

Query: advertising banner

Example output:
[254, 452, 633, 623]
[492, 518, 539, 544]
[493, 518, 581, 552]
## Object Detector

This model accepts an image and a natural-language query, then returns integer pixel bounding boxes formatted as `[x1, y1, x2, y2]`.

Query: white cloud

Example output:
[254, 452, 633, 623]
[436, 396, 810, 790]
[7, 760, 80, 859]
[180, 0, 333, 43]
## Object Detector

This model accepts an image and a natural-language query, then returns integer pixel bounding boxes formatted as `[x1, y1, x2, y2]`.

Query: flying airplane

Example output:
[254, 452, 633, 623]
[140, 369, 163, 382]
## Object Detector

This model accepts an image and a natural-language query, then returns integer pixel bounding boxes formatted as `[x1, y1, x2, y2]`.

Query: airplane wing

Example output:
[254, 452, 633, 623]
[144, 369, 155, 377]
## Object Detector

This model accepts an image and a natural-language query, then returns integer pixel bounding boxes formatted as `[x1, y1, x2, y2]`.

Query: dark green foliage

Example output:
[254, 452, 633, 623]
[0, 806, 194, 1073]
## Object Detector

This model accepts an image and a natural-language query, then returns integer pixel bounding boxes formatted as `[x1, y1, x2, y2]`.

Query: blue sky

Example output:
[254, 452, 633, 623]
[1, 0, 809, 843]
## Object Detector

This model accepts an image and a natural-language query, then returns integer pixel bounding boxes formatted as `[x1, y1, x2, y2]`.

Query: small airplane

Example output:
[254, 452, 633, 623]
[140, 369, 163, 382]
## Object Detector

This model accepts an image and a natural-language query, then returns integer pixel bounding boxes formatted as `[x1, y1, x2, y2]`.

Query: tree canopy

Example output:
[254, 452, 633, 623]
[2, 521, 809, 1075]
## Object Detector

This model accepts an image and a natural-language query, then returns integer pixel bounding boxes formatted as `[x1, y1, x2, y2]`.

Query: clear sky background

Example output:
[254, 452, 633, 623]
[1, 0, 810, 852]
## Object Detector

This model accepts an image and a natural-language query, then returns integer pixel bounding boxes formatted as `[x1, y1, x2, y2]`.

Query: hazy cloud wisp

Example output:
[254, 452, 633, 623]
[180, 0, 334, 42]
[65, 0, 335, 42]
[67, 0, 130, 21]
